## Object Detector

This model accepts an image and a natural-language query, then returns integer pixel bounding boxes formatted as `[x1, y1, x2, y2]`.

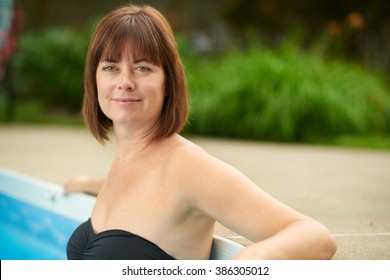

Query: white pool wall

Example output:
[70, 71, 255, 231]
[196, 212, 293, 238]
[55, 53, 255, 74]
[0, 168, 95, 222]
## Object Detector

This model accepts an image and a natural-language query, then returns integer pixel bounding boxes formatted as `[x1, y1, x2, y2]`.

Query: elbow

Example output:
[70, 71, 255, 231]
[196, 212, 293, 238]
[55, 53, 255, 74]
[314, 222, 337, 259]
[326, 232, 338, 259]
[292, 218, 337, 259]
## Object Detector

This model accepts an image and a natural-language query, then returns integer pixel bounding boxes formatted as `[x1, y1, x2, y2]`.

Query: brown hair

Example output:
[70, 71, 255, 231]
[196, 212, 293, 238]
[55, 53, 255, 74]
[83, 4, 188, 144]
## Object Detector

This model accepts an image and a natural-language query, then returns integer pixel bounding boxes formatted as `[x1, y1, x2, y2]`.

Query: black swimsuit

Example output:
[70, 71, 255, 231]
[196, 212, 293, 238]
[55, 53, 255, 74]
[67, 219, 176, 260]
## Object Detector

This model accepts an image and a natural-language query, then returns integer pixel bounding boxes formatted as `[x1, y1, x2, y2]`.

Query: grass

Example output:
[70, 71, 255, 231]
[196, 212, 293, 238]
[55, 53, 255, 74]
[0, 99, 83, 126]
[325, 135, 390, 150]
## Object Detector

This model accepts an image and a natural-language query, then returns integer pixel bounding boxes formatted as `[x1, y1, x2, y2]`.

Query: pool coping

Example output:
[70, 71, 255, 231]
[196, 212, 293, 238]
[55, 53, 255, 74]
[0, 168, 95, 222]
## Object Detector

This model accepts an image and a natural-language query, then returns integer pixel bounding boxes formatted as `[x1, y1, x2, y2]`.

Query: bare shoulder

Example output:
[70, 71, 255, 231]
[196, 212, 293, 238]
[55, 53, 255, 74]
[170, 135, 208, 157]
[165, 135, 234, 177]
[164, 135, 255, 200]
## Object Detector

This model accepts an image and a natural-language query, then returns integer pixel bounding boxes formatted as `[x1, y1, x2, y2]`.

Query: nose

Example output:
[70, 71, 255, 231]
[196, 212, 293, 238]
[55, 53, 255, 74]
[117, 72, 135, 91]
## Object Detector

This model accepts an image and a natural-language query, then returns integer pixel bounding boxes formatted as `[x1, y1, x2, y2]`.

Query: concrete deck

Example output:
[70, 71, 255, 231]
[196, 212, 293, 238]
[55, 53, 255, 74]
[1, 125, 389, 259]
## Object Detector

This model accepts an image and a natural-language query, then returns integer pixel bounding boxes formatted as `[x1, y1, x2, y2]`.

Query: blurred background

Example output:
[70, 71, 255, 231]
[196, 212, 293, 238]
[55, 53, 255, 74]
[2, 1, 390, 261]
[1, 0, 390, 149]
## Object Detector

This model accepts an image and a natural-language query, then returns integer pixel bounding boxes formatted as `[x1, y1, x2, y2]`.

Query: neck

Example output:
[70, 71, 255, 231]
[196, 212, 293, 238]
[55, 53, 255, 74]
[113, 123, 155, 161]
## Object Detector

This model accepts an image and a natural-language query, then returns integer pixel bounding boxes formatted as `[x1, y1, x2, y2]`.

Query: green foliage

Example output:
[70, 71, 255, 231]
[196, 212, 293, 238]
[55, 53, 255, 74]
[223, 0, 390, 73]
[5, 27, 390, 145]
[11, 27, 89, 112]
[184, 42, 390, 142]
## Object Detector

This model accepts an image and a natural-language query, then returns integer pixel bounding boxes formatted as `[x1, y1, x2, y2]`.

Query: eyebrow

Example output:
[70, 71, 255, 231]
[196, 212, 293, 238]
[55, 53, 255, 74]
[101, 58, 119, 63]
[100, 58, 152, 64]
[132, 58, 153, 64]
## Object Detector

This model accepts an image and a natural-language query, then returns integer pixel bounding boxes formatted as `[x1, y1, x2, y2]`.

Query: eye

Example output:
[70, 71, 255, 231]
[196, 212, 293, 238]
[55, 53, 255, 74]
[102, 65, 117, 72]
[135, 65, 152, 73]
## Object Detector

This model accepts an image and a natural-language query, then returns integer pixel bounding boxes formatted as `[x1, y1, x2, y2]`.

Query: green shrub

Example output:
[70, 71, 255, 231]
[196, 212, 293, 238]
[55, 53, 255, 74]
[185, 43, 390, 142]
[7, 28, 390, 144]
[11, 27, 89, 112]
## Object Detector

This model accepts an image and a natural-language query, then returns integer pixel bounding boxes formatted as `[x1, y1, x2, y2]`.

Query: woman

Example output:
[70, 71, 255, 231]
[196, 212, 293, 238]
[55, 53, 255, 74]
[65, 4, 337, 260]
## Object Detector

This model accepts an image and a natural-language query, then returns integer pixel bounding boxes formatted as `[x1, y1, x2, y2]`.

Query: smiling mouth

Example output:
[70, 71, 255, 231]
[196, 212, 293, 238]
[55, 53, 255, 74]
[111, 98, 142, 104]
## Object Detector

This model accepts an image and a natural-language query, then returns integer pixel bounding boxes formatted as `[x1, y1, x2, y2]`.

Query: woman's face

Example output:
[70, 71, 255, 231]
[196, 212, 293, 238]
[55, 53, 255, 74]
[96, 53, 165, 129]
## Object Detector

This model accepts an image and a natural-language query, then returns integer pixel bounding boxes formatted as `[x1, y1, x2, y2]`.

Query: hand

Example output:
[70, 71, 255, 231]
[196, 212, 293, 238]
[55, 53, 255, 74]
[63, 175, 92, 194]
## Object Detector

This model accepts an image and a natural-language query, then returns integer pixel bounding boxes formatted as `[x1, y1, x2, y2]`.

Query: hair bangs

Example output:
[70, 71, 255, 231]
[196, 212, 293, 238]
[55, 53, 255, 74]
[100, 14, 163, 65]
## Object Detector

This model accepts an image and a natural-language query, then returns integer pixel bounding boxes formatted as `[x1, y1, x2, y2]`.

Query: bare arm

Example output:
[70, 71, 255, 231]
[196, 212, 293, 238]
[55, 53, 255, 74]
[174, 146, 337, 260]
[234, 218, 336, 260]
[63, 175, 105, 196]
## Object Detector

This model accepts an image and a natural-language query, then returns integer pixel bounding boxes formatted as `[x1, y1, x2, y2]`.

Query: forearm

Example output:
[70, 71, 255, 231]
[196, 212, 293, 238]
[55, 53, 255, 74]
[64, 176, 105, 196]
[235, 219, 337, 260]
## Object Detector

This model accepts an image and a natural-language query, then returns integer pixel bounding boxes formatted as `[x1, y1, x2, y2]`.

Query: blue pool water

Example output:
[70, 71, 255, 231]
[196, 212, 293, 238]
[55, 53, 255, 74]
[0, 169, 95, 260]
[0, 193, 79, 260]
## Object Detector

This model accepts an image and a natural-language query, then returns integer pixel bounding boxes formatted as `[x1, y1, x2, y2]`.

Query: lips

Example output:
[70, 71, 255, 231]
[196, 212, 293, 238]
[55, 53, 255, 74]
[111, 97, 142, 103]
